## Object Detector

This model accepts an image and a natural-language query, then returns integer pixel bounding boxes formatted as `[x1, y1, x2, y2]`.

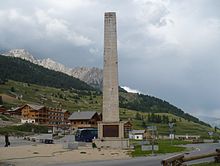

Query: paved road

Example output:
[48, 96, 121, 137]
[184, 142, 220, 165]
[48, 155, 168, 166]
[49, 142, 220, 166]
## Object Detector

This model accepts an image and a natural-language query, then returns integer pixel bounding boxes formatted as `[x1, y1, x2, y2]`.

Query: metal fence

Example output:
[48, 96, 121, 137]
[161, 149, 220, 166]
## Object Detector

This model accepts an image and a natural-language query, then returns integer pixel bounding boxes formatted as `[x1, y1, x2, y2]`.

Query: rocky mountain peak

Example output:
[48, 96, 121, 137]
[2, 49, 103, 89]
[3, 49, 36, 62]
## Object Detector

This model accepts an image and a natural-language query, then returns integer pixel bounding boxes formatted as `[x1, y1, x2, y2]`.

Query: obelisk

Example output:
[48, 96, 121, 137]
[102, 12, 119, 123]
[94, 12, 129, 149]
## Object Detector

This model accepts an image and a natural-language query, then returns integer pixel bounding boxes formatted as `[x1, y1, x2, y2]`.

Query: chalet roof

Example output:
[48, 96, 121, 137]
[68, 111, 97, 120]
[62, 109, 68, 113]
[26, 104, 45, 110]
[7, 107, 20, 112]
[130, 130, 145, 134]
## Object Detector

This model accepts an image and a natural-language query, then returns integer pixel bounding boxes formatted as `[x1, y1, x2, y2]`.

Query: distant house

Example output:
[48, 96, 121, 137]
[124, 121, 132, 138]
[47, 107, 70, 127]
[175, 134, 200, 140]
[129, 130, 146, 140]
[63, 109, 71, 126]
[21, 104, 46, 124]
[20, 104, 71, 127]
[68, 111, 101, 129]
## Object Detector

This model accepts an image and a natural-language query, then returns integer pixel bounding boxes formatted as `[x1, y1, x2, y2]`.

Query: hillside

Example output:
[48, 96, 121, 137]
[0, 80, 214, 137]
[119, 93, 209, 127]
[0, 55, 94, 91]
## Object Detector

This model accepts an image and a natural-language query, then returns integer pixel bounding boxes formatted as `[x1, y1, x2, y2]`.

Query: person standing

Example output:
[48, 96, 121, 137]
[5, 134, 10, 147]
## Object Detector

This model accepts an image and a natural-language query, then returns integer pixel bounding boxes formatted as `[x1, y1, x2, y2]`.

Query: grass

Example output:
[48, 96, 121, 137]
[0, 80, 102, 112]
[131, 139, 188, 157]
[0, 115, 10, 121]
[191, 162, 220, 166]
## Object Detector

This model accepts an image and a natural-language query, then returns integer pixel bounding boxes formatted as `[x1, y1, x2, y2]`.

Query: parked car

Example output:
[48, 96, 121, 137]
[75, 128, 98, 142]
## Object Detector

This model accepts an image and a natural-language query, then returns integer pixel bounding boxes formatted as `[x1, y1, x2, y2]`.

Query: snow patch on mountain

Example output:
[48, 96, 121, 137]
[121, 86, 141, 94]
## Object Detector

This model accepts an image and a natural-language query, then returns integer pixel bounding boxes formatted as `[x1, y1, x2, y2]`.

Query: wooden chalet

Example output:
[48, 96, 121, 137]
[68, 111, 101, 129]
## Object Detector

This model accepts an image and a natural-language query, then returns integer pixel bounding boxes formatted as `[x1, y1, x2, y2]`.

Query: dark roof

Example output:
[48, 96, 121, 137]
[27, 104, 45, 110]
[68, 111, 97, 120]
[130, 130, 145, 134]
[8, 107, 21, 112]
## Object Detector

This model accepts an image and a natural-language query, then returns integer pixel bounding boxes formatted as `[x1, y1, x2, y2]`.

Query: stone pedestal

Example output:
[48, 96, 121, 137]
[94, 137, 129, 149]
[93, 121, 129, 149]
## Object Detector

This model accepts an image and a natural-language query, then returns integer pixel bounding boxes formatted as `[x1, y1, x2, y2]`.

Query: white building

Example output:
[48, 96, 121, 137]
[129, 130, 146, 140]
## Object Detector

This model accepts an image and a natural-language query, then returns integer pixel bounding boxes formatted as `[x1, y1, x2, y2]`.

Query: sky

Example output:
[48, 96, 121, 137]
[0, 0, 220, 118]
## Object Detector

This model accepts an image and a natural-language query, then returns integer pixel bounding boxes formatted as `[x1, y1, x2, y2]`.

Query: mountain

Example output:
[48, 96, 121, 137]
[0, 54, 211, 127]
[0, 55, 94, 91]
[3, 49, 36, 62]
[1, 50, 212, 128]
[70, 67, 103, 89]
[3, 49, 103, 89]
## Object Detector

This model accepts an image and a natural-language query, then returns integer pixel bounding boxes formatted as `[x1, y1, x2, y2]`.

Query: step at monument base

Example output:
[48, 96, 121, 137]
[93, 138, 129, 149]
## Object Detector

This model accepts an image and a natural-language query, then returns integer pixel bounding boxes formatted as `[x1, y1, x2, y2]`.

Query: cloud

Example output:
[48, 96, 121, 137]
[122, 86, 141, 94]
[35, 9, 92, 46]
[0, 8, 92, 49]
[89, 47, 99, 56]
[0, 0, 220, 117]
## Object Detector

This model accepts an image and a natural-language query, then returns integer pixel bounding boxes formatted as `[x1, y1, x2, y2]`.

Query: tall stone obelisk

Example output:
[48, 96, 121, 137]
[94, 12, 129, 149]
[102, 12, 119, 123]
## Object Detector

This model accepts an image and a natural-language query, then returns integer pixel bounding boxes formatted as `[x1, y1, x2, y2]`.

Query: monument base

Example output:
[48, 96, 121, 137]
[94, 121, 129, 149]
[93, 138, 129, 149]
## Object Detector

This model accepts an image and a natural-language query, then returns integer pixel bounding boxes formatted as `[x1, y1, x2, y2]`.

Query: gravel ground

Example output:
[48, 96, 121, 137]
[0, 136, 39, 147]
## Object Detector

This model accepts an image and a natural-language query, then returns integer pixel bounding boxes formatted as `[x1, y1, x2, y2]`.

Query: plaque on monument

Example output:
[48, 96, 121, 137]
[103, 125, 119, 137]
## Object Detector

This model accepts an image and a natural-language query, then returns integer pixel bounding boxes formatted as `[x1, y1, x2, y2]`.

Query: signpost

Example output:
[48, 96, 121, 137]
[168, 123, 175, 145]
[141, 145, 159, 151]
[148, 126, 157, 155]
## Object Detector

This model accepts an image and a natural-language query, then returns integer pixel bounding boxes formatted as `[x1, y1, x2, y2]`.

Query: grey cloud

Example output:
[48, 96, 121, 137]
[0, 0, 220, 117]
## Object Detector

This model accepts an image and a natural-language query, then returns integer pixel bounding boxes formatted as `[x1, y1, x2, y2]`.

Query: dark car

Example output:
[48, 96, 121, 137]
[75, 128, 98, 142]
